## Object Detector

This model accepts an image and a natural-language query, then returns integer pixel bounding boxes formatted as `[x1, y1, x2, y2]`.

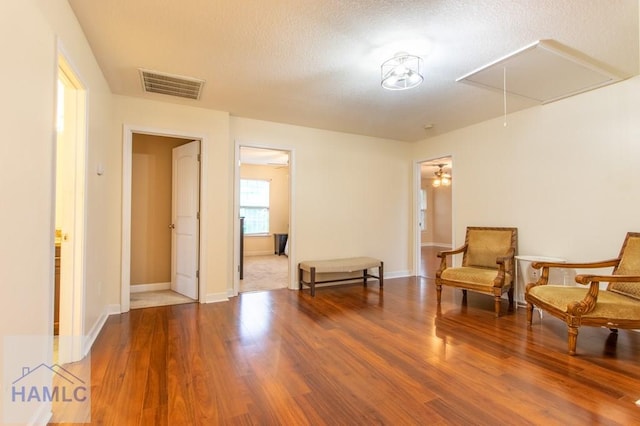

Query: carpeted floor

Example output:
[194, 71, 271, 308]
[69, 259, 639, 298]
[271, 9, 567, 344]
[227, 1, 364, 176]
[241, 255, 289, 293]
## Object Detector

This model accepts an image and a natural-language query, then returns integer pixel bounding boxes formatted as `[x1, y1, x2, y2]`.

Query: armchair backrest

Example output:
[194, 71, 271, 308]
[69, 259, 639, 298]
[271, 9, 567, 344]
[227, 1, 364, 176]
[609, 232, 640, 299]
[463, 227, 518, 272]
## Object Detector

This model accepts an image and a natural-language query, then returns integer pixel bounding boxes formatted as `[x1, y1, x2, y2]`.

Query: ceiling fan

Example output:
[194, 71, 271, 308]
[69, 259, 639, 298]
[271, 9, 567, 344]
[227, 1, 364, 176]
[432, 164, 451, 187]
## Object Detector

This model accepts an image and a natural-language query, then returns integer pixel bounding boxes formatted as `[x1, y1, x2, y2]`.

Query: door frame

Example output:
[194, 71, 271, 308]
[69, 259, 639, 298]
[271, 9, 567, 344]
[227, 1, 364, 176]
[55, 51, 87, 363]
[121, 126, 207, 312]
[413, 155, 455, 277]
[233, 141, 296, 295]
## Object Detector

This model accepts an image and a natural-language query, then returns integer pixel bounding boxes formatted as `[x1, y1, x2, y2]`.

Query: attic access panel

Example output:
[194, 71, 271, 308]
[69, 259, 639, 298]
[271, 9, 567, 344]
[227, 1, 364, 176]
[456, 40, 623, 104]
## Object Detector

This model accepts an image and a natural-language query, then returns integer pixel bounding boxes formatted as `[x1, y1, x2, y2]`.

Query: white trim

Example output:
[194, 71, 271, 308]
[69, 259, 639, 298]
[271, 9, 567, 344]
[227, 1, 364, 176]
[205, 292, 230, 303]
[82, 304, 119, 357]
[414, 156, 455, 277]
[122, 125, 208, 313]
[244, 250, 276, 257]
[26, 403, 51, 426]
[55, 43, 88, 364]
[421, 242, 453, 248]
[386, 270, 412, 279]
[130, 282, 171, 293]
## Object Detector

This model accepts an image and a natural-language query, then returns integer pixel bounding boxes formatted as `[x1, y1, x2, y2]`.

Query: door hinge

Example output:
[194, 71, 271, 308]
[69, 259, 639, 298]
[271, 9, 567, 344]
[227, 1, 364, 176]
[197, 154, 201, 162]
[197, 211, 200, 220]
[196, 270, 199, 278]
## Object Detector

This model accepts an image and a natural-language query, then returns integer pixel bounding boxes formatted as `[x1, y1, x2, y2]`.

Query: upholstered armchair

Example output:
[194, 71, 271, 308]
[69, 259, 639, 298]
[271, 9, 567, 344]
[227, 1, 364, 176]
[525, 232, 640, 355]
[436, 227, 518, 317]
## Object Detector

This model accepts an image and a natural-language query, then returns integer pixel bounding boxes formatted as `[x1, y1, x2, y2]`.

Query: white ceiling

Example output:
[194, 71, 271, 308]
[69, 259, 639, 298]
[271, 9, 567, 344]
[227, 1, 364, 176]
[420, 157, 452, 179]
[240, 147, 289, 166]
[68, 0, 639, 142]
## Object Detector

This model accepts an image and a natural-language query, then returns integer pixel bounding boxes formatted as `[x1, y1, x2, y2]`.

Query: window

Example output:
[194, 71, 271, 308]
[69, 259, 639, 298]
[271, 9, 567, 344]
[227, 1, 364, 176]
[240, 179, 270, 234]
[420, 189, 427, 231]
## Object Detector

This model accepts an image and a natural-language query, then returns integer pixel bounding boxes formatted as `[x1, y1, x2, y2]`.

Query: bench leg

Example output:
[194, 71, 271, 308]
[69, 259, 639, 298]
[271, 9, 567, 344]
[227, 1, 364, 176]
[363, 268, 368, 287]
[298, 265, 303, 290]
[310, 267, 316, 297]
[379, 262, 384, 288]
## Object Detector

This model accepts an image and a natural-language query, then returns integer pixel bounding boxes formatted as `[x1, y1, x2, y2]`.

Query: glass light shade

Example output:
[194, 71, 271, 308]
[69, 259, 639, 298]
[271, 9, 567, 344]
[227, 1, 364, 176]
[432, 178, 441, 188]
[381, 53, 424, 91]
[441, 176, 450, 186]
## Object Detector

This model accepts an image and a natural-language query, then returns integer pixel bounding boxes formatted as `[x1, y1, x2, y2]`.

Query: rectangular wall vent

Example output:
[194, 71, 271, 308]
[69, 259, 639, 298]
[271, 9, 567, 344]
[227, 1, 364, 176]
[456, 40, 623, 104]
[139, 69, 205, 100]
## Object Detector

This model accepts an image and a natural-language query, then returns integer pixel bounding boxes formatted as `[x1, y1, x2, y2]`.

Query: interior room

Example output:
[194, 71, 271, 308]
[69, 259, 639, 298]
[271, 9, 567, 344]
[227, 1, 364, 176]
[238, 146, 291, 293]
[3, 0, 640, 424]
[418, 157, 453, 278]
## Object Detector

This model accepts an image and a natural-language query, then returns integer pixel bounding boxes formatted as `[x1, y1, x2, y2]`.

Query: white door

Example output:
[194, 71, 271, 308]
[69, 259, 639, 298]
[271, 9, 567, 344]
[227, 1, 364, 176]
[171, 141, 200, 299]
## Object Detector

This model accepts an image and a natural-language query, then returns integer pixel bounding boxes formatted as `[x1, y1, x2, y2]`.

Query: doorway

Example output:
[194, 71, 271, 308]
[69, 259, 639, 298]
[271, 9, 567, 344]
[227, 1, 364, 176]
[236, 146, 291, 294]
[54, 54, 87, 363]
[417, 157, 453, 279]
[121, 128, 207, 312]
[128, 135, 199, 309]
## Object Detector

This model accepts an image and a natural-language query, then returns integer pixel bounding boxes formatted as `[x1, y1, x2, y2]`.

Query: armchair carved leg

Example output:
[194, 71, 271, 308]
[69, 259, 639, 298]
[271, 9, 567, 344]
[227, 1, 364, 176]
[507, 287, 514, 311]
[494, 296, 501, 317]
[526, 303, 533, 325]
[568, 326, 579, 356]
[436, 283, 442, 305]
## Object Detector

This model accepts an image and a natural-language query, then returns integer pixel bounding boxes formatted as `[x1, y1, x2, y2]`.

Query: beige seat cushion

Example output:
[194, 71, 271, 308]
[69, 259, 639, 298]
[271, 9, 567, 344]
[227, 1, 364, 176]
[299, 257, 380, 273]
[528, 286, 640, 319]
[440, 266, 510, 288]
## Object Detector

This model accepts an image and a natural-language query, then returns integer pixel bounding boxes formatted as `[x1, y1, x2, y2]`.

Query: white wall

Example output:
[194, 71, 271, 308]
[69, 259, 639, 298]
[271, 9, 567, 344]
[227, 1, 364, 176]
[113, 96, 232, 301]
[0, 0, 114, 422]
[231, 117, 413, 277]
[412, 76, 640, 266]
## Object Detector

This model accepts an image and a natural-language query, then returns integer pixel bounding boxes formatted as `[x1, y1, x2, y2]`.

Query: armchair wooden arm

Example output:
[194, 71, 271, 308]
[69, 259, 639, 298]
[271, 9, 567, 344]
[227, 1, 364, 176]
[525, 232, 640, 355]
[565, 275, 640, 317]
[574, 274, 640, 284]
[531, 258, 620, 270]
[529, 258, 621, 286]
[437, 245, 468, 258]
[436, 244, 467, 273]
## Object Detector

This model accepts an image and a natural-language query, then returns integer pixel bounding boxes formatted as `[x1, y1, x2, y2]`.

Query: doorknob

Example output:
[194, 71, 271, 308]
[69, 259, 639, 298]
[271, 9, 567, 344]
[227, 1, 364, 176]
[168, 224, 175, 229]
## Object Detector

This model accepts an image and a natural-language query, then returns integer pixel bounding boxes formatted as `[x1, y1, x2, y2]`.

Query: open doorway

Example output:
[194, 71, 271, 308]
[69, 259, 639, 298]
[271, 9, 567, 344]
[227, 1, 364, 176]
[417, 157, 453, 279]
[121, 127, 207, 313]
[54, 54, 87, 363]
[237, 146, 290, 293]
[129, 134, 200, 309]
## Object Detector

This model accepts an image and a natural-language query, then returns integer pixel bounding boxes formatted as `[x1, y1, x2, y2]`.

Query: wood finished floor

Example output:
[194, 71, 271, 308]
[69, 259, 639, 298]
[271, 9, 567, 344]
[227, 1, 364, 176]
[53, 273, 640, 425]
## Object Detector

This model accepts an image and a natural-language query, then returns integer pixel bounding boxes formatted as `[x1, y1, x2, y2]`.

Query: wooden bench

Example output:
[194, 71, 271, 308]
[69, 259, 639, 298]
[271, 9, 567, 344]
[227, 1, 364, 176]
[298, 257, 383, 296]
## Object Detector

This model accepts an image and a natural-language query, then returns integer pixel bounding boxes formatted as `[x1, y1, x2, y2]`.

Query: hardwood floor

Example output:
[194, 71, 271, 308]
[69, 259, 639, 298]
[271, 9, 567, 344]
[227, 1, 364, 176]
[53, 278, 640, 425]
[419, 245, 446, 278]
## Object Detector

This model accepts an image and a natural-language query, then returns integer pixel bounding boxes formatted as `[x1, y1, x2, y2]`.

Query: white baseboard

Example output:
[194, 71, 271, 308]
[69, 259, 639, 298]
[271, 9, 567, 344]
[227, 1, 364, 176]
[83, 304, 120, 357]
[245, 250, 276, 256]
[421, 242, 452, 248]
[130, 282, 170, 293]
[385, 270, 412, 279]
[205, 292, 229, 303]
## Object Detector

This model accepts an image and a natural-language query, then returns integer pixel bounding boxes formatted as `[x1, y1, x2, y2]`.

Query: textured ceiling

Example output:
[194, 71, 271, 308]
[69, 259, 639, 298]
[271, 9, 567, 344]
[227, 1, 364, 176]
[68, 0, 638, 142]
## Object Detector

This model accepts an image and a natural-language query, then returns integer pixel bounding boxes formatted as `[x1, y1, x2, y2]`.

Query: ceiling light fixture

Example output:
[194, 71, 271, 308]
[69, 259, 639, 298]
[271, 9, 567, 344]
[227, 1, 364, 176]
[432, 164, 451, 188]
[381, 52, 424, 90]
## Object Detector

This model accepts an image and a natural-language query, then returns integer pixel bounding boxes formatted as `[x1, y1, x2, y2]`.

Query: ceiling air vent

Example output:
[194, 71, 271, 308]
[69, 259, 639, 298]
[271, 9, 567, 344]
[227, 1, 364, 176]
[139, 69, 205, 100]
